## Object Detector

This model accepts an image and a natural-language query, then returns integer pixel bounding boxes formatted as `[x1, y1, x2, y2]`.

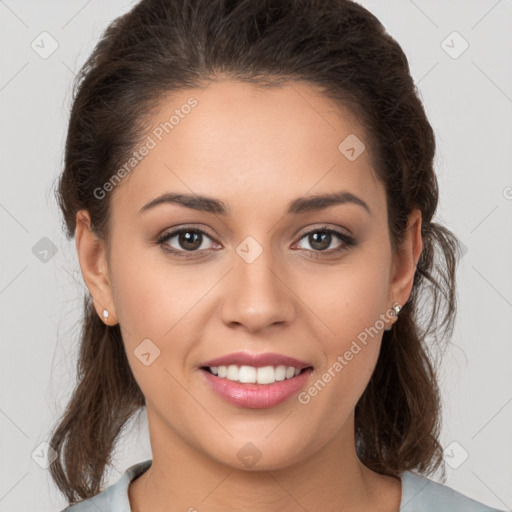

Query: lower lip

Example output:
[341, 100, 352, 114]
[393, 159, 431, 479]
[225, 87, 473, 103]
[199, 368, 313, 409]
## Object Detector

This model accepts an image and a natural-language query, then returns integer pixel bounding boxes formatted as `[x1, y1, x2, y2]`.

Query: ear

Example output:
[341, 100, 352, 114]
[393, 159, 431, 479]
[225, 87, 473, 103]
[387, 208, 423, 320]
[75, 210, 118, 325]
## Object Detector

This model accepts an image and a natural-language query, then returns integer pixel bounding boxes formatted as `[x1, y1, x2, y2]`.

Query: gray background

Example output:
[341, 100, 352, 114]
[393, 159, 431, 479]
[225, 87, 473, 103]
[1, 0, 511, 510]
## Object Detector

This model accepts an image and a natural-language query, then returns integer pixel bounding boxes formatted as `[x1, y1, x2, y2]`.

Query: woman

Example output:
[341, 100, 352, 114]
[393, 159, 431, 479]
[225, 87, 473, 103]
[50, 0, 505, 510]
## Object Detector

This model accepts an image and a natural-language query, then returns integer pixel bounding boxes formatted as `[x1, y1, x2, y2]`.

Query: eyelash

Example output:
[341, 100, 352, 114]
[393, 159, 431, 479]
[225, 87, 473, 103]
[156, 225, 356, 260]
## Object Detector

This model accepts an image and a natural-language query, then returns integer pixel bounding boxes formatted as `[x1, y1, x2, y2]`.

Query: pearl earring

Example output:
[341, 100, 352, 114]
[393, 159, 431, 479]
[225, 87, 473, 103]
[385, 302, 402, 331]
[103, 309, 109, 320]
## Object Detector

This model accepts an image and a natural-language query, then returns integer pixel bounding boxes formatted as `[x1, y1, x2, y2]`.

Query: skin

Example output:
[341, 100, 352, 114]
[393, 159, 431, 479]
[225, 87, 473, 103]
[76, 80, 423, 512]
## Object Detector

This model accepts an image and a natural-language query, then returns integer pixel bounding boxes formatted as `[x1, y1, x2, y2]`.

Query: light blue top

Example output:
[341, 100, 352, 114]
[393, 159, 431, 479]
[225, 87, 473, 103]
[59, 459, 506, 512]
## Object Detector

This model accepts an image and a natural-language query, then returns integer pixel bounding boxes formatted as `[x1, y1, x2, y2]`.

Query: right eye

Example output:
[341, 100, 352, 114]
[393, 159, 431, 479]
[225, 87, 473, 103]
[156, 226, 221, 258]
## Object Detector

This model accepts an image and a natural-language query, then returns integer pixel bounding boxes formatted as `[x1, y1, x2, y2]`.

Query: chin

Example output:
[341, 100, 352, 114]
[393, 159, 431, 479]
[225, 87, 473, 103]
[209, 437, 312, 472]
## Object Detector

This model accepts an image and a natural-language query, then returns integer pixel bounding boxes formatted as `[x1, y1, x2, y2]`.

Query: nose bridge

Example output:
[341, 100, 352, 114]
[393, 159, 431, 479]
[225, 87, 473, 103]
[220, 233, 294, 331]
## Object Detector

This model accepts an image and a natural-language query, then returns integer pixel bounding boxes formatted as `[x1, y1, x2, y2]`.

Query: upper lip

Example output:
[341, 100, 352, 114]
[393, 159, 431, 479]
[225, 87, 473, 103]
[200, 351, 313, 369]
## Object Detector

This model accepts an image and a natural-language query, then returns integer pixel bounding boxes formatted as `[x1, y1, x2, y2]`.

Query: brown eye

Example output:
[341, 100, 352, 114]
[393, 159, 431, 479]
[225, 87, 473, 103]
[175, 230, 203, 251]
[157, 227, 219, 258]
[294, 227, 355, 256]
[306, 231, 332, 251]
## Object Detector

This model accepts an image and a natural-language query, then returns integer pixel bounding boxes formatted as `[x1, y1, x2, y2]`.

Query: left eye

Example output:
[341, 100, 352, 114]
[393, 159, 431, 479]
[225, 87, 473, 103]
[294, 228, 353, 253]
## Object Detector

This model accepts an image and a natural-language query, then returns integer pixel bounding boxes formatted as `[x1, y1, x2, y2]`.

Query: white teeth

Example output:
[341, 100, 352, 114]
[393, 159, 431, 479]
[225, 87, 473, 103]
[206, 364, 306, 384]
[238, 365, 256, 383]
[226, 364, 239, 380]
[274, 365, 286, 381]
[256, 366, 275, 384]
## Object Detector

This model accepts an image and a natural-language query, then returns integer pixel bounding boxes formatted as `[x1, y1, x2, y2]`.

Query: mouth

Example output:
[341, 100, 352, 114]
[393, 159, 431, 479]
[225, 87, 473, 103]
[198, 352, 314, 409]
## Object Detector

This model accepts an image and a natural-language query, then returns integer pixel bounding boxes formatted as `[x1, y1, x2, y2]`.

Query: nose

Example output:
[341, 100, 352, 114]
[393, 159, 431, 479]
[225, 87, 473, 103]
[219, 243, 295, 333]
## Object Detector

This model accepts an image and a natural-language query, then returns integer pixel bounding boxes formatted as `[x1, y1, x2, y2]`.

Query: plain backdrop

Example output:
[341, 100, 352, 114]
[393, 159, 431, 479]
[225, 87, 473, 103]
[1, 1, 511, 511]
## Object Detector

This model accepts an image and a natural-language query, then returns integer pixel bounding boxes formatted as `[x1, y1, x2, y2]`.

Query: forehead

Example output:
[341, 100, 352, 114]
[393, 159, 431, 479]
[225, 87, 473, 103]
[111, 80, 385, 219]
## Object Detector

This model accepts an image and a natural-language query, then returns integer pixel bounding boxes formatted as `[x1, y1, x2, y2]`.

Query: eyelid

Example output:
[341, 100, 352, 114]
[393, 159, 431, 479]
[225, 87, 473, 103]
[295, 223, 353, 239]
[156, 224, 218, 249]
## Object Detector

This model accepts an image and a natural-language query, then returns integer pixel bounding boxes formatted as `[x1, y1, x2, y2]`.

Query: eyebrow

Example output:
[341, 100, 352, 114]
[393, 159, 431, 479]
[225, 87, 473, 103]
[137, 191, 372, 217]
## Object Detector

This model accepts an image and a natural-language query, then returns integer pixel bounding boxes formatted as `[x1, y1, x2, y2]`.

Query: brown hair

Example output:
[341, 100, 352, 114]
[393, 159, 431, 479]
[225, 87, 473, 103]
[51, 0, 462, 504]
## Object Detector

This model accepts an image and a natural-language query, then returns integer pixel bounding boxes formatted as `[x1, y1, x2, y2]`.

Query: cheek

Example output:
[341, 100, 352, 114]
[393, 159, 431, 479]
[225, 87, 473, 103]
[108, 236, 215, 388]
[109, 235, 194, 337]
[107, 241, 194, 406]
[298, 251, 390, 404]
[302, 250, 391, 338]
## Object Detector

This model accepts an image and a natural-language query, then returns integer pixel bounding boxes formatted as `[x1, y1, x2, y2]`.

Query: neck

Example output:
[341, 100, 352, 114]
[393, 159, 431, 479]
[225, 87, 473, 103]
[129, 411, 402, 512]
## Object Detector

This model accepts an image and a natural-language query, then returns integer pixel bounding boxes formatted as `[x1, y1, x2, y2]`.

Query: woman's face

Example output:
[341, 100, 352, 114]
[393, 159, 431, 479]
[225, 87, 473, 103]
[78, 79, 421, 471]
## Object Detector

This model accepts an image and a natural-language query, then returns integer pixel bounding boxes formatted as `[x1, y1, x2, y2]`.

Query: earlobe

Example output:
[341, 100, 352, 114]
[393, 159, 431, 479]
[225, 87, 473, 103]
[75, 210, 118, 325]
[387, 209, 423, 318]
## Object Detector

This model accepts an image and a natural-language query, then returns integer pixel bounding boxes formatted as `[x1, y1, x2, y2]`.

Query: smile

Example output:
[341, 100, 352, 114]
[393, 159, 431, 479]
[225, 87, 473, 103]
[198, 351, 314, 408]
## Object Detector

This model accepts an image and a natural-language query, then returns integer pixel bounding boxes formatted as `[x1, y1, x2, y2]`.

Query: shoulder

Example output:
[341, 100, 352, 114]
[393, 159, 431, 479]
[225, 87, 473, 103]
[58, 459, 152, 512]
[400, 470, 507, 512]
